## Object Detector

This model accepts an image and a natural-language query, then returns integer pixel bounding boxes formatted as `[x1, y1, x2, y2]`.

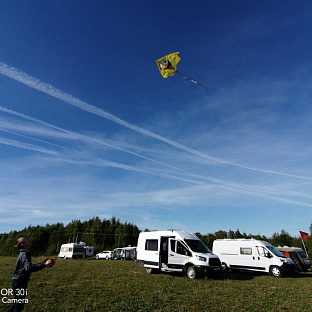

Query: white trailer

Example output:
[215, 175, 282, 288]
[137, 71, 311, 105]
[58, 242, 94, 259]
[212, 239, 298, 277]
[136, 230, 222, 279]
[58, 243, 85, 259]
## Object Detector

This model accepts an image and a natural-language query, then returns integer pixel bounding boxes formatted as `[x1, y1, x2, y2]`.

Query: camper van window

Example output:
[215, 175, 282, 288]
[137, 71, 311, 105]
[145, 239, 158, 251]
[69, 248, 72, 251]
[265, 246, 286, 258]
[240, 248, 252, 255]
[177, 241, 188, 255]
[256, 246, 267, 257]
[170, 240, 176, 252]
[184, 240, 211, 253]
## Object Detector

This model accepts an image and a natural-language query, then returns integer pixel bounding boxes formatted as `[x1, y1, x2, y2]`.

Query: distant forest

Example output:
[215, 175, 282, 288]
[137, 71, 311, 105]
[0, 216, 311, 258]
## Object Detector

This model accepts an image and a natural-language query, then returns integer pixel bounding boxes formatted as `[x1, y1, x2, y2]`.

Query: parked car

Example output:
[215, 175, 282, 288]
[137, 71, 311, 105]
[96, 250, 113, 260]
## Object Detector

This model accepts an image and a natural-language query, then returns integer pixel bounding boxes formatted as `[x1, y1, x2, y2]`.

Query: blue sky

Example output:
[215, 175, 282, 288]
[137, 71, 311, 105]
[0, 1, 312, 237]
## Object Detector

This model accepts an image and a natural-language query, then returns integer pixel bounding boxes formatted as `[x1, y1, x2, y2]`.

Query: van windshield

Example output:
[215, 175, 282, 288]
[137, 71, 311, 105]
[185, 239, 211, 253]
[266, 245, 286, 258]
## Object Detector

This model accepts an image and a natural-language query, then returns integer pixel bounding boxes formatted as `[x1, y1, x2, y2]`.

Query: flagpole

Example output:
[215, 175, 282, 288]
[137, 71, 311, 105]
[301, 237, 308, 256]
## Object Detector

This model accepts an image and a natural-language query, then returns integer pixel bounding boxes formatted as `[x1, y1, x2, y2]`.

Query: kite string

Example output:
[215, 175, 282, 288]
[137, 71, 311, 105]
[176, 70, 210, 92]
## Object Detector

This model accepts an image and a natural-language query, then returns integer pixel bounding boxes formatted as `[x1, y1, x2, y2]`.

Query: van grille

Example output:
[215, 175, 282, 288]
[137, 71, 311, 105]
[209, 258, 221, 267]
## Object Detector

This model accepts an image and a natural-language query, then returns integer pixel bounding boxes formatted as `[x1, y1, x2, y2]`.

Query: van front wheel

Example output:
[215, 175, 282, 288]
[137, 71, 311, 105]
[270, 266, 282, 277]
[186, 266, 197, 279]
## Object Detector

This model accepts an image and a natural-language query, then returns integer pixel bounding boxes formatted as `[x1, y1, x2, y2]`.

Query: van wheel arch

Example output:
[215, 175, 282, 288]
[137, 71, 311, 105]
[221, 262, 228, 272]
[146, 267, 159, 274]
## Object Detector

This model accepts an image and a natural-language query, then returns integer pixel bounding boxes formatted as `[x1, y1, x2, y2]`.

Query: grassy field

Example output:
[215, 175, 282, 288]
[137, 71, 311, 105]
[0, 256, 312, 312]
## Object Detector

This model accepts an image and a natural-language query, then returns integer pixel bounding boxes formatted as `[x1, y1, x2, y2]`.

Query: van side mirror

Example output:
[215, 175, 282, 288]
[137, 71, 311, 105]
[266, 252, 272, 259]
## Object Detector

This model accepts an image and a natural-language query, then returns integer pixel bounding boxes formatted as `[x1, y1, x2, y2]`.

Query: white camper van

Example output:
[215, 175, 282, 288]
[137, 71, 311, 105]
[136, 230, 222, 279]
[212, 239, 298, 277]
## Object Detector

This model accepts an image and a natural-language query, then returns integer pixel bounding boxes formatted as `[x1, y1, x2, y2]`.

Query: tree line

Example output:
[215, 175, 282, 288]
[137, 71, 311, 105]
[0, 216, 311, 258]
[0, 217, 140, 256]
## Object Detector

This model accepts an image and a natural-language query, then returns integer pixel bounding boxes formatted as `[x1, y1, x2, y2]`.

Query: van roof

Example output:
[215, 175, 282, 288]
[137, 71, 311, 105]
[60, 243, 84, 247]
[277, 247, 303, 252]
[214, 238, 271, 245]
[139, 230, 200, 240]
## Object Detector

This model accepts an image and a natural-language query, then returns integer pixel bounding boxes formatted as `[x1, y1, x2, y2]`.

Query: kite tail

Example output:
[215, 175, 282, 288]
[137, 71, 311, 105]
[176, 70, 210, 92]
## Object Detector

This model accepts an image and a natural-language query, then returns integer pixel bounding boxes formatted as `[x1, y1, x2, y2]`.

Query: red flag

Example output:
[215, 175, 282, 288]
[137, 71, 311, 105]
[300, 231, 309, 240]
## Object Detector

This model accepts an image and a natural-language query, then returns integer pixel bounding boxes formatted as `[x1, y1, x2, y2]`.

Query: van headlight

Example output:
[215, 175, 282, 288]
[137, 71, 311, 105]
[196, 255, 207, 262]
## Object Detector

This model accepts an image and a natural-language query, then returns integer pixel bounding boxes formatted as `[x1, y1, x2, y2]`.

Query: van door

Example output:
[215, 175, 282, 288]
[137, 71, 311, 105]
[167, 239, 191, 272]
[255, 246, 272, 272]
[143, 238, 161, 269]
[238, 246, 257, 270]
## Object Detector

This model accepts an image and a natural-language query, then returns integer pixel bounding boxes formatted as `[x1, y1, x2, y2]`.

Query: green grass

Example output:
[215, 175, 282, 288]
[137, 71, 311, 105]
[1, 256, 312, 312]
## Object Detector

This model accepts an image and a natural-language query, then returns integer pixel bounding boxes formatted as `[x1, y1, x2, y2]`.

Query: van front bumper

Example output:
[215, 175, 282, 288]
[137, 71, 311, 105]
[195, 265, 222, 277]
[281, 263, 298, 276]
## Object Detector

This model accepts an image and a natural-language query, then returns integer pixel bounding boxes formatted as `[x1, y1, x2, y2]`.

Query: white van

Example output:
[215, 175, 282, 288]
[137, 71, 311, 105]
[136, 230, 222, 279]
[212, 239, 298, 277]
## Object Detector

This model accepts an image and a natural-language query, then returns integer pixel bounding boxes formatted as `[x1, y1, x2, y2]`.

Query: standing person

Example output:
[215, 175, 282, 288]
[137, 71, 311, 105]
[5, 237, 54, 312]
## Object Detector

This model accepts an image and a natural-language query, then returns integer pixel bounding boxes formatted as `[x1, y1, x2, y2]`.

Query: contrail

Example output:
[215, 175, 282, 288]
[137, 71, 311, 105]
[3, 124, 312, 205]
[0, 137, 59, 155]
[0, 105, 224, 180]
[0, 106, 261, 188]
[0, 62, 311, 181]
[0, 127, 203, 185]
[2, 130, 311, 208]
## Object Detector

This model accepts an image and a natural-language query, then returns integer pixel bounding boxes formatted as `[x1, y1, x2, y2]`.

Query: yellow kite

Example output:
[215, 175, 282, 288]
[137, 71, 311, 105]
[155, 52, 181, 78]
[155, 52, 210, 91]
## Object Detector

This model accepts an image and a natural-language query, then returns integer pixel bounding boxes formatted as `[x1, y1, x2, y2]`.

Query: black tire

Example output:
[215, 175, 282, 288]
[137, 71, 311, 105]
[186, 266, 197, 279]
[270, 266, 283, 277]
[96, 255, 99, 260]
